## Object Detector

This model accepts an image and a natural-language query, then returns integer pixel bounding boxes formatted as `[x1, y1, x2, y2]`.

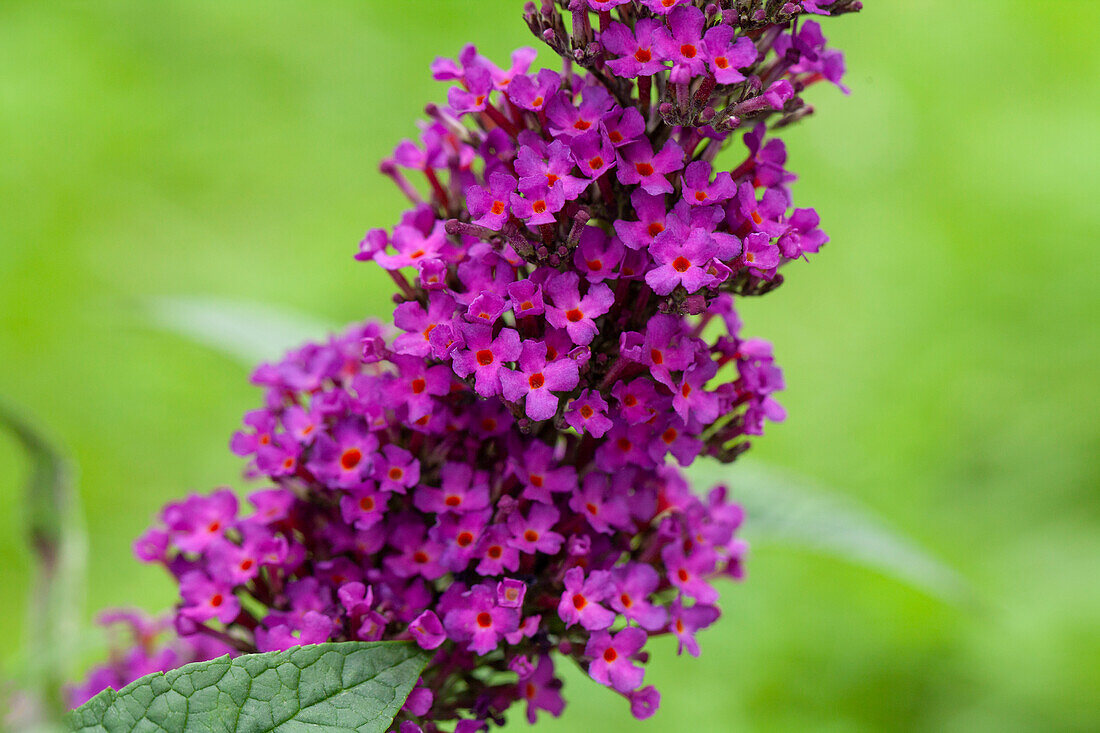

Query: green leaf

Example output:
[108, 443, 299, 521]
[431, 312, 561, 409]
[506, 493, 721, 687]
[65, 641, 431, 733]
[147, 296, 337, 367]
[0, 402, 88, 722]
[687, 460, 972, 604]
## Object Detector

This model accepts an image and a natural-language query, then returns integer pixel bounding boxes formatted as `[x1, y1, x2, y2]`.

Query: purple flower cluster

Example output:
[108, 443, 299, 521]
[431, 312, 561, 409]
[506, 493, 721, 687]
[75, 2, 857, 730]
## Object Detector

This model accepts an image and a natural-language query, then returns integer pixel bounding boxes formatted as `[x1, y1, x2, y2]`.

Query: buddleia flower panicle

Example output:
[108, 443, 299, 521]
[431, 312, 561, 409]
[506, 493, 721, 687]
[75, 1, 859, 730]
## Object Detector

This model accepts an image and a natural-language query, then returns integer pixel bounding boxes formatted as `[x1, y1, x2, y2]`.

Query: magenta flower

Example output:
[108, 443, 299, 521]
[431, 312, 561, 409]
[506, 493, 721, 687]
[564, 389, 614, 437]
[573, 226, 624, 283]
[703, 25, 758, 84]
[500, 340, 579, 421]
[558, 567, 615, 631]
[178, 571, 239, 625]
[413, 463, 489, 515]
[508, 68, 560, 111]
[520, 655, 565, 724]
[506, 278, 545, 318]
[669, 598, 721, 657]
[569, 128, 615, 180]
[450, 322, 521, 397]
[610, 563, 668, 630]
[602, 19, 670, 78]
[466, 172, 515, 231]
[408, 609, 446, 650]
[742, 231, 782, 273]
[657, 5, 707, 76]
[545, 86, 614, 138]
[585, 627, 648, 693]
[507, 503, 565, 554]
[615, 139, 684, 195]
[681, 160, 737, 207]
[544, 272, 614, 346]
[496, 578, 527, 609]
[570, 472, 632, 534]
[510, 180, 566, 226]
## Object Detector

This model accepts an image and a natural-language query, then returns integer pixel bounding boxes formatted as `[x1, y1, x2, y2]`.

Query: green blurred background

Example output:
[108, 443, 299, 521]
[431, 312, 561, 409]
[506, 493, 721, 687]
[2, 1, 1098, 730]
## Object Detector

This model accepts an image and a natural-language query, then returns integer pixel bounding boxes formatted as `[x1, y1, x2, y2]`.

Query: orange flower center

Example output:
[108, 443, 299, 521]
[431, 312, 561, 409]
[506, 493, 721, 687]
[340, 448, 362, 470]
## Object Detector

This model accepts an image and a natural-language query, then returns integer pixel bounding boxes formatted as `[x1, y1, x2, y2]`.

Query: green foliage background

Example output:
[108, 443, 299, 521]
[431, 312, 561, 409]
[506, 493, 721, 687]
[1, 1, 1097, 730]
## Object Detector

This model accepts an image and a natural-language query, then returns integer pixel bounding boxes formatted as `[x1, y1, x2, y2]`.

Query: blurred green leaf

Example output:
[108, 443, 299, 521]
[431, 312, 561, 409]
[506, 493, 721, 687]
[688, 460, 971, 603]
[147, 296, 337, 367]
[65, 641, 431, 733]
[0, 404, 88, 725]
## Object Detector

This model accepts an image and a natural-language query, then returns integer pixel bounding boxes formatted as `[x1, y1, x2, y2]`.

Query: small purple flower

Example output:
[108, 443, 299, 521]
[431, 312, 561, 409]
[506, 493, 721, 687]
[639, 0, 689, 15]
[569, 128, 615, 180]
[602, 19, 670, 79]
[373, 222, 449, 270]
[572, 226, 624, 283]
[601, 107, 645, 147]
[662, 544, 720, 604]
[475, 525, 521, 576]
[339, 483, 387, 530]
[507, 503, 565, 554]
[545, 86, 614, 138]
[742, 231, 782, 273]
[585, 627, 647, 693]
[451, 322, 521, 397]
[657, 5, 707, 76]
[496, 578, 527, 609]
[373, 444, 419, 493]
[255, 610, 334, 652]
[778, 207, 828, 258]
[614, 190, 669, 251]
[544, 272, 614, 346]
[306, 420, 378, 488]
[508, 68, 561, 111]
[629, 685, 661, 720]
[520, 655, 565, 724]
[467, 172, 516, 231]
[464, 291, 507, 324]
[510, 441, 577, 504]
[569, 472, 631, 534]
[615, 138, 684, 195]
[178, 571, 239, 625]
[681, 160, 737, 207]
[670, 598, 721, 657]
[702, 25, 758, 85]
[392, 291, 456, 358]
[647, 227, 718, 295]
[510, 181, 566, 226]
[557, 567, 615, 631]
[408, 609, 446, 650]
[413, 463, 490, 515]
[506, 279, 545, 317]
[610, 563, 668, 630]
[443, 584, 519, 655]
[564, 389, 613, 438]
[671, 360, 720, 425]
[500, 340, 579, 421]
[161, 490, 237, 554]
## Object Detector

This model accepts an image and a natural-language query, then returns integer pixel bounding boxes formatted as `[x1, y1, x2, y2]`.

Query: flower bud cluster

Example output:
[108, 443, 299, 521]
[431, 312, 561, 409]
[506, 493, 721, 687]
[74, 2, 855, 730]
